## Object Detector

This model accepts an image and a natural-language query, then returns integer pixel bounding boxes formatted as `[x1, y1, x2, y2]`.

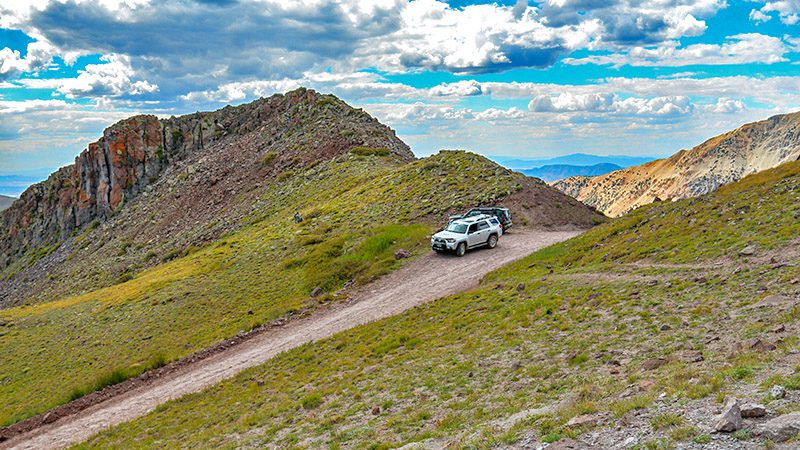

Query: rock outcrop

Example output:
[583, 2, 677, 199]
[553, 112, 800, 217]
[0, 88, 412, 271]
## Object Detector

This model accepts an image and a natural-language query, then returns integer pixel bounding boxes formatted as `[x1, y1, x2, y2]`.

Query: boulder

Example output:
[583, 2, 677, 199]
[739, 245, 757, 256]
[566, 413, 602, 428]
[394, 249, 410, 260]
[545, 438, 599, 449]
[310, 287, 324, 298]
[641, 357, 668, 370]
[740, 403, 767, 418]
[748, 339, 777, 352]
[769, 385, 786, 399]
[679, 350, 704, 363]
[760, 413, 800, 442]
[714, 397, 742, 432]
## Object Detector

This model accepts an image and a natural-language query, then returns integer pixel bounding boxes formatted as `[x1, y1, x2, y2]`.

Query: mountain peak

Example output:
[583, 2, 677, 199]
[0, 89, 411, 271]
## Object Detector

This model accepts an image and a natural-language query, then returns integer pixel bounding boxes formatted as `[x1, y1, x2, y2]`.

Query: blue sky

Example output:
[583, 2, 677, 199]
[1, 0, 800, 195]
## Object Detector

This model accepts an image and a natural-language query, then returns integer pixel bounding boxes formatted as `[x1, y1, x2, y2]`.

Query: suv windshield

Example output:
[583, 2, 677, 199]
[446, 222, 468, 233]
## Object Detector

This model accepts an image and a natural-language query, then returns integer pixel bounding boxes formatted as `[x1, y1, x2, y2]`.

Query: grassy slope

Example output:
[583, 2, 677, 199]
[78, 161, 800, 449]
[0, 150, 526, 426]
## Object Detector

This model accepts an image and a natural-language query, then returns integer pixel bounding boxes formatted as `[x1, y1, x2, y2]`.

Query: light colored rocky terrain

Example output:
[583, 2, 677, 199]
[554, 112, 800, 217]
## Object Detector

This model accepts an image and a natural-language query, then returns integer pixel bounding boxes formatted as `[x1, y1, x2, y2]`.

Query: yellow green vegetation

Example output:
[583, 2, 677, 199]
[78, 161, 800, 448]
[0, 150, 524, 426]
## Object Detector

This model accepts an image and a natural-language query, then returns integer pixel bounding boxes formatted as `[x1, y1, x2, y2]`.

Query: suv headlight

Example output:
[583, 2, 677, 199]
[445, 238, 455, 243]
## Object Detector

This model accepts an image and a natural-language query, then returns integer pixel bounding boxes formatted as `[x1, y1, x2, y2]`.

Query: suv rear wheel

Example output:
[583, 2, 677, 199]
[456, 242, 466, 257]
[487, 234, 498, 249]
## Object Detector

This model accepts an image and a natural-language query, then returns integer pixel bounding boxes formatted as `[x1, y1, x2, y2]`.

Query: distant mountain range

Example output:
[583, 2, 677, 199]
[554, 111, 800, 216]
[0, 195, 15, 211]
[520, 163, 623, 182]
[490, 153, 656, 170]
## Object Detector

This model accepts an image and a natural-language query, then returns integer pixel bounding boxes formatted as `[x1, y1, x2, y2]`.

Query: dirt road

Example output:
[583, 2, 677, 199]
[3, 229, 580, 450]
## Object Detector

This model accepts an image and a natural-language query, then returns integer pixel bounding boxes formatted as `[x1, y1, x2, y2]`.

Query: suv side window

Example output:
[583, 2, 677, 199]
[468, 223, 478, 234]
[489, 218, 499, 225]
[477, 221, 489, 231]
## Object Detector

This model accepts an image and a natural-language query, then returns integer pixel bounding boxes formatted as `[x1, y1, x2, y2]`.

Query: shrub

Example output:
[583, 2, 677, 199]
[351, 147, 390, 157]
[301, 393, 323, 410]
[260, 152, 277, 166]
[115, 272, 134, 284]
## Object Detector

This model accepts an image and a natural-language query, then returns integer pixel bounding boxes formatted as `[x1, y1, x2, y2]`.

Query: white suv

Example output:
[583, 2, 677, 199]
[431, 214, 503, 256]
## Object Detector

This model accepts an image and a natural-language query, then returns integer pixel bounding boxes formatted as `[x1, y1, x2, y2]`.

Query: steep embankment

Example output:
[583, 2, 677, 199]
[0, 89, 603, 428]
[554, 112, 800, 216]
[0, 196, 14, 212]
[77, 161, 799, 449]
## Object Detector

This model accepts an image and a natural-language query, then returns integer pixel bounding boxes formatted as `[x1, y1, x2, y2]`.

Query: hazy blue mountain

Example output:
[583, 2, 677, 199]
[521, 163, 623, 182]
[0, 171, 52, 197]
[0, 194, 16, 211]
[490, 153, 656, 170]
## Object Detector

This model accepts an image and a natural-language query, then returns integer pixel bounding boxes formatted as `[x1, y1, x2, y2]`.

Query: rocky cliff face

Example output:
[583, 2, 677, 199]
[553, 112, 800, 217]
[0, 88, 412, 272]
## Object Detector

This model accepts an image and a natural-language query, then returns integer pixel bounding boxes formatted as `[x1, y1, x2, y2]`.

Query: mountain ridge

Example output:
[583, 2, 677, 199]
[521, 162, 622, 182]
[554, 111, 800, 216]
[491, 153, 655, 170]
[0, 88, 412, 274]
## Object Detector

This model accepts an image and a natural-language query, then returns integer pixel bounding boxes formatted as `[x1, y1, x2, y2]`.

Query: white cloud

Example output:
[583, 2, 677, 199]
[528, 92, 693, 117]
[474, 107, 525, 120]
[529, 92, 615, 112]
[429, 80, 485, 97]
[705, 97, 746, 113]
[751, 0, 800, 25]
[0, 99, 70, 114]
[564, 33, 790, 67]
[18, 54, 158, 98]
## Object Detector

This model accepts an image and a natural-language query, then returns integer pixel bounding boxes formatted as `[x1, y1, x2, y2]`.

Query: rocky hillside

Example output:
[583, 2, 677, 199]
[0, 89, 415, 307]
[0, 90, 604, 427]
[0, 88, 412, 273]
[554, 112, 800, 216]
[77, 159, 800, 448]
[0, 195, 14, 211]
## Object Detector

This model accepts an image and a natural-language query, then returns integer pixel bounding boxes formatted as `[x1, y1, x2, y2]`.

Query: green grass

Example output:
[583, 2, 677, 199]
[0, 150, 530, 427]
[77, 162, 800, 447]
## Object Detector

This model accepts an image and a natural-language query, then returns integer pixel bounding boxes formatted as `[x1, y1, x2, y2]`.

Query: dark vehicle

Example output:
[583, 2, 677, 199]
[449, 207, 512, 232]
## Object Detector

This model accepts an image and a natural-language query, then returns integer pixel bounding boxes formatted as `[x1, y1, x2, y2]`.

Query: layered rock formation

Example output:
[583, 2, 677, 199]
[554, 112, 800, 217]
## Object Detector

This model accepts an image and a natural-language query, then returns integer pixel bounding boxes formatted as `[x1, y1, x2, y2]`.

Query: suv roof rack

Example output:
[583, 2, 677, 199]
[460, 214, 493, 223]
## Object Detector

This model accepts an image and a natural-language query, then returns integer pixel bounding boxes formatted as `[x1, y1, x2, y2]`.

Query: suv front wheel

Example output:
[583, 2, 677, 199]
[455, 242, 466, 257]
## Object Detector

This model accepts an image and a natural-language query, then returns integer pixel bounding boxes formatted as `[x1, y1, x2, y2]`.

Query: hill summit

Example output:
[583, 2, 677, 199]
[554, 112, 800, 216]
[0, 88, 412, 271]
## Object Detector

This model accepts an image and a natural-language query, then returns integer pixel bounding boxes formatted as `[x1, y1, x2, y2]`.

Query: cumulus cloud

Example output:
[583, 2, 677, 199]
[0, 0, 733, 89]
[564, 33, 790, 67]
[528, 92, 693, 117]
[0, 40, 58, 80]
[429, 80, 486, 97]
[18, 54, 158, 98]
[705, 97, 746, 113]
[529, 92, 615, 112]
[750, 0, 800, 24]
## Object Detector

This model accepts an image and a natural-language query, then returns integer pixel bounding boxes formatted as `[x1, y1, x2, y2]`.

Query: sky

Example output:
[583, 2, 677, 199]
[1, 0, 800, 194]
